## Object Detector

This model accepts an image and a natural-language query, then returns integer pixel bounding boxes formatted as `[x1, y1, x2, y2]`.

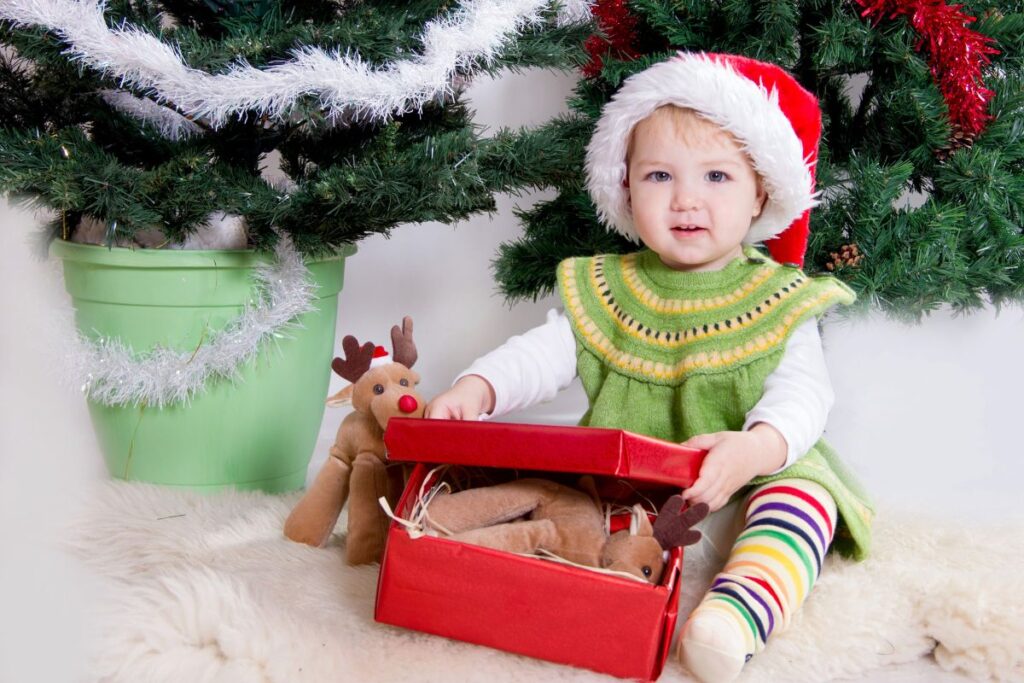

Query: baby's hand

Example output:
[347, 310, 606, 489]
[424, 375, 496, 421]
[680, 424, 787, 512]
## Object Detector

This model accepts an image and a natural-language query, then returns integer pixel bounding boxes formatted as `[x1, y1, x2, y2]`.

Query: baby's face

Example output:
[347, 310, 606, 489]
[627, 119, 765, 272]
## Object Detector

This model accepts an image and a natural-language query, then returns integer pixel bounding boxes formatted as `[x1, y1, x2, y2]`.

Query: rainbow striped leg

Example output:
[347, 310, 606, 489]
[679, 479, 838, 683]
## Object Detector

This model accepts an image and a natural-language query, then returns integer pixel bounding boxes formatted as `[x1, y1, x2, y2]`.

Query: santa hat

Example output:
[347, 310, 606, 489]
[368, 346, 391, 368]
[585, 52, 822, 267]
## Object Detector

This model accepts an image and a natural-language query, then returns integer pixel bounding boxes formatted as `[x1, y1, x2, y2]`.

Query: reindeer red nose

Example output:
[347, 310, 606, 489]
[398, 395, 419, 414]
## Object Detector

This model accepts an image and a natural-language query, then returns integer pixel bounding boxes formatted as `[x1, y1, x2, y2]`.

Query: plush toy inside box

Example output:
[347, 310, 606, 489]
[375, 419, 706, 681]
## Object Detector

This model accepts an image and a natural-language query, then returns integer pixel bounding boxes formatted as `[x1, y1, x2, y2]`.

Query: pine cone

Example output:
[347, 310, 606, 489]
[935, 125, 976, 161]
[825, 243, 864, 271]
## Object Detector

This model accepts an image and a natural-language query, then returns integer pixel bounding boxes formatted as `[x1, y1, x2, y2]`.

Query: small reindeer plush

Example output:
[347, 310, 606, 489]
[284, 316, 425, 564]
[424, 477, 709, 584]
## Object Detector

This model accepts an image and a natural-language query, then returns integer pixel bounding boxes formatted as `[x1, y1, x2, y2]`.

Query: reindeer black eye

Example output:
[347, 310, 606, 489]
[373, 384, 385, 395]
[399, 378, 409, 387]
[642, 566, 652, 578]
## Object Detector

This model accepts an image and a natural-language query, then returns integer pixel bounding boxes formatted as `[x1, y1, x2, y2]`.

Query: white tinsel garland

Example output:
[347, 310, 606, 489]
[71, 236, 316, 408]
[1, 0, 593, 132]
[100, 89, 203, 140]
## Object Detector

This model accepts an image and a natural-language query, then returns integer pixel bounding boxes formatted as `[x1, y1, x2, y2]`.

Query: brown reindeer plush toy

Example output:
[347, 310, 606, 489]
[284, 316, 424, 564]
[424, 478, 709, 584]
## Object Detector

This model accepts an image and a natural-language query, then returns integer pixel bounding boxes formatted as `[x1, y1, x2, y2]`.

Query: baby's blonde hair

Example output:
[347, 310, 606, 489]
[626, 105, 751, 166]
[625, 104, 765, 198]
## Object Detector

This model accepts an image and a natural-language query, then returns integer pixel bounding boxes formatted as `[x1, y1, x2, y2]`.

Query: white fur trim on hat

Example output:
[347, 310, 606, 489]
[585, 52, 816, 245]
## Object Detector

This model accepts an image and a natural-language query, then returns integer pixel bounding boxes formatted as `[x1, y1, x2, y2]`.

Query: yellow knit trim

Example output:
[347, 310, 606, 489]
[561, 259, 847, 381]
[590, 257, 808, 348]
[617, 252, 775, 313]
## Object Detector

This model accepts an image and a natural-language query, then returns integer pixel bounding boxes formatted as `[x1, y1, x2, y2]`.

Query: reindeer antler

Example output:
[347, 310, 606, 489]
[390, 316, 417, 369]
[653, 495, 709, 549]
[331, 336, 376, 383]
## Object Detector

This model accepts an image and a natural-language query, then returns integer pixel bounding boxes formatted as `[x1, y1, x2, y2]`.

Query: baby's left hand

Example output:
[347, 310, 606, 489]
[680, 424, 787, 512]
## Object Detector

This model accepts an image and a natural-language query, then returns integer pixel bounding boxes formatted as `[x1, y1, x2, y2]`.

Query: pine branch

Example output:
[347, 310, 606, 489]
[479, 115, 591, 193]
[495, 192, 632, 301]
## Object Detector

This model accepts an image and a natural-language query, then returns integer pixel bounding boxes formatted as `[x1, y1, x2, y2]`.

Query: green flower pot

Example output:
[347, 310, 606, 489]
[51, 240, 354, 493]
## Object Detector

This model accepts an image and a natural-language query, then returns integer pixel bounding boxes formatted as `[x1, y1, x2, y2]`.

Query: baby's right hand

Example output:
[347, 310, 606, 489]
[424, 375, 496, 420]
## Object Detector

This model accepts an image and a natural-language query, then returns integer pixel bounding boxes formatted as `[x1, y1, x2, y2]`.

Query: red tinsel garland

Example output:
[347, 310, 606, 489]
[855, 0, 999, 138]
[582, 0, 640, 78]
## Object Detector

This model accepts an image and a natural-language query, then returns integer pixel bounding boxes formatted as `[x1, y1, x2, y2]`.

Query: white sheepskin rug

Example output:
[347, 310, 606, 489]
[67, 482, 1024, 683]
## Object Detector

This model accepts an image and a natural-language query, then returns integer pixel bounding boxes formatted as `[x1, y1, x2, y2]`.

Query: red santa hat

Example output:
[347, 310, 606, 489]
[585, 52, 822, 267]
[368, 345, 391, 369]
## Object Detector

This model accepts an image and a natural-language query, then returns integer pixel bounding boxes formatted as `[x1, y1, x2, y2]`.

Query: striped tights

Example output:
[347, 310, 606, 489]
[680, 478, 838, 682]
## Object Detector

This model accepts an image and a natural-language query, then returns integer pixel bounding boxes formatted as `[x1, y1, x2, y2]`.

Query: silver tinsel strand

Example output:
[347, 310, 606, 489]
[71, 236, 316, 408]
[100, 89, 202, 141]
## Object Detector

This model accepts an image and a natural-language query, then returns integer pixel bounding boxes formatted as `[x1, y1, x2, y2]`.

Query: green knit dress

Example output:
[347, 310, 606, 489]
[557, 247, 873, 559]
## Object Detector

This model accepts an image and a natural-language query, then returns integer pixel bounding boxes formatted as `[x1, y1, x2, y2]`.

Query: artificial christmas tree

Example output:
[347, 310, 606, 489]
[0, 0, 590, 250]
[0, 0, 591, 490]
[493, 0, 1024, 320]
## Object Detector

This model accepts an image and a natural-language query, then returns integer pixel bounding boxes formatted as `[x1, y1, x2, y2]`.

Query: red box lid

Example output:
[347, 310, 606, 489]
[384, 419, 705, 488]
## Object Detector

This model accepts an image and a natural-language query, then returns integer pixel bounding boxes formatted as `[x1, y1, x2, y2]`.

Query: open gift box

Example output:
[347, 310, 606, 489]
[375, 419, 706, 681]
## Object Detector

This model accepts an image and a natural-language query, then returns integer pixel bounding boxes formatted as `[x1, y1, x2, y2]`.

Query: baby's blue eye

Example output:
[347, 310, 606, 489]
[646, 171, 671, 182]
[707, 170, 728, 182]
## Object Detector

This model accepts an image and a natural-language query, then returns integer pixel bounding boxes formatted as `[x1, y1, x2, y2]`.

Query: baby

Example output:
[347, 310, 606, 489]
[427, 53, 872, 682]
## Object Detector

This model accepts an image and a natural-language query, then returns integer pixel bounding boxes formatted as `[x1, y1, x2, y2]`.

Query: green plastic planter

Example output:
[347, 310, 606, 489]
[51, 240, 354, 493]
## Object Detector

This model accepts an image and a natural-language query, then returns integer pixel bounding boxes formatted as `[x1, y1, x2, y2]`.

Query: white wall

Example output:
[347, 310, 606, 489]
[2, 66, 1023, 679]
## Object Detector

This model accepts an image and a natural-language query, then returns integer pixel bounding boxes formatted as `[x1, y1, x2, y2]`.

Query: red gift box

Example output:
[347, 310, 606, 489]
[375, 419, 706, 681]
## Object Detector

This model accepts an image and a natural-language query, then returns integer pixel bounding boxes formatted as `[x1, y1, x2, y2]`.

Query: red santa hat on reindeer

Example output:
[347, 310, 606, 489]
[585, 52, 822, 267]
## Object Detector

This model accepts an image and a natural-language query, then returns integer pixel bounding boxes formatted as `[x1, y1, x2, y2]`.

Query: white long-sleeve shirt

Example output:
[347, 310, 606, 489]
[456, 309, 833, 474]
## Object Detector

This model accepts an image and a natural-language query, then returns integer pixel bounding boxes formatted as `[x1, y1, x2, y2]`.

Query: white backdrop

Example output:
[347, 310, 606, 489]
[2, 68, 1023, 681]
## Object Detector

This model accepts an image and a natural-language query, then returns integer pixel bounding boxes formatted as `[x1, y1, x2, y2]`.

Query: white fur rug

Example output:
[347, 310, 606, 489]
[66, 482, 1024, 683]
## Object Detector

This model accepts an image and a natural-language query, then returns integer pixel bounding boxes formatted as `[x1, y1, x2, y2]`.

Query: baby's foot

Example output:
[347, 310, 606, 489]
[678, 610, 750, 683]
